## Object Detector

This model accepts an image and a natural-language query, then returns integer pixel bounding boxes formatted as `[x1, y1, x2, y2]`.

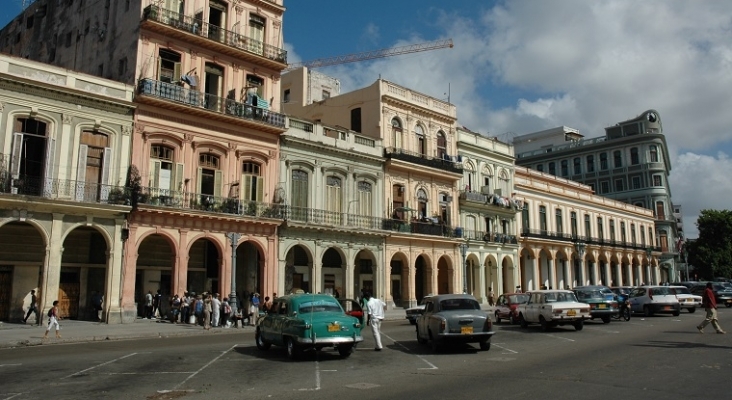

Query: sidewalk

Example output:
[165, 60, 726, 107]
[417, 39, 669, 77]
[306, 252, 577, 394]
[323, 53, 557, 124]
[0, 309, 409, 349]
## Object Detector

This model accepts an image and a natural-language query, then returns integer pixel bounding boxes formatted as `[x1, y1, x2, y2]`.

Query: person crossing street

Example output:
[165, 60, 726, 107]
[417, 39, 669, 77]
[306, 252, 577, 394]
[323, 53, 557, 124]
[697, 282, 726, 334]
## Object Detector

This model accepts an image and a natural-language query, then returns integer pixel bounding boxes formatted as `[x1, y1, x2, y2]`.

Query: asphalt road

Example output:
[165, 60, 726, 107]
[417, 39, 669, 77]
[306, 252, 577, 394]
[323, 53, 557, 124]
[1, 309, 731, 400]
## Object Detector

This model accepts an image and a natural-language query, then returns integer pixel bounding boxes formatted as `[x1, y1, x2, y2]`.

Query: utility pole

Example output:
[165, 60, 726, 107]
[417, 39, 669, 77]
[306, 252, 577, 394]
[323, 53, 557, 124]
[226, 232, 242, 318]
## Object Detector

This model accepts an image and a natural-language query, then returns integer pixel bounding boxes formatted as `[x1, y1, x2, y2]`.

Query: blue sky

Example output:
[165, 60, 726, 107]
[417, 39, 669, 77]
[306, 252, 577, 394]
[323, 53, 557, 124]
[3, 1, 732, 238]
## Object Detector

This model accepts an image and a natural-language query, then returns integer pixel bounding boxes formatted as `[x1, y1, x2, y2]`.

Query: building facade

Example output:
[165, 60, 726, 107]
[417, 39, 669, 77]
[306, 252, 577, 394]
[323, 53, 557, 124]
[515, 166, 660, 290]
[456, 126, 520, 303]
[513, 110, 680, 282]
[0, 54, 135, 323]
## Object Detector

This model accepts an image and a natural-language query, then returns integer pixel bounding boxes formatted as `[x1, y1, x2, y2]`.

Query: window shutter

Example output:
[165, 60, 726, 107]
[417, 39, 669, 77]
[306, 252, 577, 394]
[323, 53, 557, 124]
[98, 147, 111, 200]
[255, 177, 263, 202]
[241, 174, 252, 201]
[214, 170, 222, 198]
[175, 163, 184, 192]
[76, 144, 88, 201]
[11, 133, 23, 179]
[359, 189, 372, 216]
[196, 167, 202, 193]
[156, 57, 162, 81]
[149, 159, 161, 190]
[394, 131, 402, 149]
[173, 62, 181, 82]
[44, 138, 56, 196]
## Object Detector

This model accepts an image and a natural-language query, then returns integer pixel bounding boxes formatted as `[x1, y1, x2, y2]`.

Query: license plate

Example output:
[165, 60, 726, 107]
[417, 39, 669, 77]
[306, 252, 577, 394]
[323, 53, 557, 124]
[461, 326, 473, 334]
[687, 299, 694, 303]
[328, 324, 340, 332]
[598, 304, 606, 309]
[664, 306, 671, 310]
[567, 310, 577, 316]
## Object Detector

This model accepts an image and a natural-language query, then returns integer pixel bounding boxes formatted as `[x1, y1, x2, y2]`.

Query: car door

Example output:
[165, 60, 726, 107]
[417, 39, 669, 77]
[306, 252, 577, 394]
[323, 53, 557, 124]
[264, 300, 288, 345]
[524, 293, 539, 321]
[417, 299, 435, 340]
[629, 288, 645, 313]
[496, 295, 506, 318]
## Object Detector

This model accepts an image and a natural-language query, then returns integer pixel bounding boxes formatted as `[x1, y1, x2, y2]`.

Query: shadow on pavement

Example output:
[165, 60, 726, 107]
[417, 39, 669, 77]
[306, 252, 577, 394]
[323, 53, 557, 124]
[633, 340, 732, 350]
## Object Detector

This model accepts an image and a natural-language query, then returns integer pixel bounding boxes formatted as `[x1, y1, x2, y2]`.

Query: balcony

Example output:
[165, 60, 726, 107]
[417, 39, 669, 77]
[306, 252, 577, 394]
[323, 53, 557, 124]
[521, 229, 661, 252]
[384, 147, 462, 174]
[141, 5, 287, 70]
[136, 79, 286, 132]
[461, 229, 518, 245]
[0, 173, 130, 208]
[137, 186, 284, 219]
[459, 190, 521, 211]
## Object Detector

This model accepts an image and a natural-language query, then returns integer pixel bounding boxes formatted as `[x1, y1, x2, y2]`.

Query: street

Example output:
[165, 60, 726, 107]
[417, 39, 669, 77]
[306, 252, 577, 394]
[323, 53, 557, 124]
[1, 309, 731, 400]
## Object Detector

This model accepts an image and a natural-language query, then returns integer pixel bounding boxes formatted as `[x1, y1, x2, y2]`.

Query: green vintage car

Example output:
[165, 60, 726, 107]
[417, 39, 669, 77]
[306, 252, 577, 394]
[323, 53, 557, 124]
[255, 293, 364, 359]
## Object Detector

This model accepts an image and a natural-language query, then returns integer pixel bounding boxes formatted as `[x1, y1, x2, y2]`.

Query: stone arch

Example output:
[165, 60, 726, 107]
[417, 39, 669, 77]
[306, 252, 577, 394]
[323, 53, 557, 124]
[282, 243, 314, 294]
[436, 254, 454, 294]
[0, 221, 47, 322]
[135, 233, 176, 318]
[321, 246, 347, 296]
[415, 252, 433, 301]
[389, 251, 409, 307]
[353, 248, 377, 299]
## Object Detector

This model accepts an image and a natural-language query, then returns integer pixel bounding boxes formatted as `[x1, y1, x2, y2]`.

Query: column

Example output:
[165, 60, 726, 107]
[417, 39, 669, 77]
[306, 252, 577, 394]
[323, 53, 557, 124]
[625, 263, 634, 286]
[478, 261, 487, 303]
[105, 220, 125, 324]
[532, 258, 540, 291]
[603, 262, 612, 287]
[564, 259, 572, 290]
[174, 229, 189, 297]
[41, 214, 65, 312]
[547, 259, 555, 289]
[345, 262, 355, 300]
[121, 226, 138, 323]
[591, 261, 599, 285]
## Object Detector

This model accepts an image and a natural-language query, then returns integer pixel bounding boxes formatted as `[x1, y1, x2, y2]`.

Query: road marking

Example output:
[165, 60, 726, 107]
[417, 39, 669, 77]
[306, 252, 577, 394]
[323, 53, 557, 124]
[172, 344, 237, 390]
[492, 343, 518, 354]
[585, 327, 620, 334]
[382, 332, 438, 370]
[64, 353, 137, 379]
[298, 360, 321, 391]
[0, 364, 21, 367]
[99, 371, 195, 375]
[1, 393, 23, 400]
[546, 334, 574, 342]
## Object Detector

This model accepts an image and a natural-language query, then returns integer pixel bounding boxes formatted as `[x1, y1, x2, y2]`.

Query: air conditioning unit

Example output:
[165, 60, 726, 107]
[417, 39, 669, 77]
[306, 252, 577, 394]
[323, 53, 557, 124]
[481, 185, 491, 194]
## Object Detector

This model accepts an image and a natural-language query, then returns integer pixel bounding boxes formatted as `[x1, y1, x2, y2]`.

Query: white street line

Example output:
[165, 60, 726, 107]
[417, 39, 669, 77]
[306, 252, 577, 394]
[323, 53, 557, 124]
[99, 372, 195, 375]
[492, 344, 518, 354]
[382, 332, 438, 370]
[297, 360, 321, 391]
[546, 334, 574, 342]
[63, 353, 137, 379]
[585, 327, 620, 334]
[0, 364, 21, 367]
[172, 344, 237, 390]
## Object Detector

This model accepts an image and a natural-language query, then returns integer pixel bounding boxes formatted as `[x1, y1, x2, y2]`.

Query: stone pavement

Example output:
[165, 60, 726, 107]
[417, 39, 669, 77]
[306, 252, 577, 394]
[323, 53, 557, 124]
[0, 308, 409, 349]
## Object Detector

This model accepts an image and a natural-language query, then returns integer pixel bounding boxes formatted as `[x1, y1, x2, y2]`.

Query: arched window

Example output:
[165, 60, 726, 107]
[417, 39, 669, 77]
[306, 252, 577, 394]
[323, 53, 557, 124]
[416, 188, 428, 219]
[415, 124, 426, 156]
[326, 176, 342, 216]
[150, 144, 182, 193]
[357, 181, 373, 216]
[391, 118, 403, 148]
[437, 131, 447, 159]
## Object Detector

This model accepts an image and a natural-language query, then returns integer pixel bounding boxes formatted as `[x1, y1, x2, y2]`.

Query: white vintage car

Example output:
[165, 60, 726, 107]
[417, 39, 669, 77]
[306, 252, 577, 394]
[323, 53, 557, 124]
[670, 286, 701, 313]
[517, 290, 591, 331]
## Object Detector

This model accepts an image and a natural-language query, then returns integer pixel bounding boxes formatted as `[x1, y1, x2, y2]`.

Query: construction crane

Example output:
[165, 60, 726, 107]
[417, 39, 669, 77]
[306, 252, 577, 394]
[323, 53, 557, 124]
[285, 39, 453, 72]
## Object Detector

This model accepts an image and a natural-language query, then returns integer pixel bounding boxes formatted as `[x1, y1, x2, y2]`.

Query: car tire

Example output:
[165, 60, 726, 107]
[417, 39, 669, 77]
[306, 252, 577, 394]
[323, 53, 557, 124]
[573, 320, 584, 331]
[672, 310, 680, 317]
[643, 305, 653, 317]
[495, 311, 502, 324]
[255, 329, 271, 350]
[688, 307, 696, 313]
[519, 313, 528, 328]
[622, 307, 631, 321]
[602, 316, 611, 324]
[337, 345, 354, 358]
[286, 337, 300, 360]
[479, 340, 491, 351]
[539, 316, 550, 332]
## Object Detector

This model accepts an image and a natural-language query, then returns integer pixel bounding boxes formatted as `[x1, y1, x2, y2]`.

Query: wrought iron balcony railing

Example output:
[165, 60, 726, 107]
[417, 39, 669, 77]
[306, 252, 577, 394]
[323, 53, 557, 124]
[384, 147, 462, 174]
[460, 229, 518, 244]
[0, 174, 130, 206]
[142, 5, 287, 64]
[522, 229, 662, 252]
[137, 78, 286, 129]
[138, 186, 284, 219]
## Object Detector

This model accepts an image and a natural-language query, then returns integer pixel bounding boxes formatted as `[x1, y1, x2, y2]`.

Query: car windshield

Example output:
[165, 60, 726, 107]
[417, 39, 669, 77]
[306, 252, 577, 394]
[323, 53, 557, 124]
[298, 299, 343, 314]
[544, 292, 578, 302]
[440, 298, 480, 311]
[575, 290, 605, 301]
[673, 287, 691, 295]
[508, 294, 529, 304]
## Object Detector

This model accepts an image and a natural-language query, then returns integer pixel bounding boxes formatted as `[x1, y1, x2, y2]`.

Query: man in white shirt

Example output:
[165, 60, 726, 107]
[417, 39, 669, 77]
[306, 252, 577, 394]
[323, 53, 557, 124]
[366, 292, 386, 351]
[211, 293, 222, 327]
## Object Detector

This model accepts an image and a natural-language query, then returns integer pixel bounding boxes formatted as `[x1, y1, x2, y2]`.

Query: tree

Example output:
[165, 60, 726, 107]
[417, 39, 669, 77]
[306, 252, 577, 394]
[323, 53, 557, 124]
[687, 210, 732, 280]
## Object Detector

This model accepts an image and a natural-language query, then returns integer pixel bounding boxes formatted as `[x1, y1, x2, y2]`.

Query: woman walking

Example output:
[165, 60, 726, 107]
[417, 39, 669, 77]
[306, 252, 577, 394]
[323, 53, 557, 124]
[43, 300, 61, 340]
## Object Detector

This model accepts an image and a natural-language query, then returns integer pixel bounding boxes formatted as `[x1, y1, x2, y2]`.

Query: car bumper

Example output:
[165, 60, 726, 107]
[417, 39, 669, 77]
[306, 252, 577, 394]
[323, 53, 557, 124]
[436, 331, 495, 344]
[648, 303, 680, 313]
[295, 335, 364, 346]
[406, 315, 419, 322]
[590, 309, 619, 318]
[679, 301, 701, 309]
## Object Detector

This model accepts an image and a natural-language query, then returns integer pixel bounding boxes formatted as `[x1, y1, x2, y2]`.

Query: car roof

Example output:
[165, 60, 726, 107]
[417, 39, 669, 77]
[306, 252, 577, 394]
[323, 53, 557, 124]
[279, 293, 340, 304]
[526, 289, 573, 294]
[428, 294, 479, 301]
[573, 285, 610, 290]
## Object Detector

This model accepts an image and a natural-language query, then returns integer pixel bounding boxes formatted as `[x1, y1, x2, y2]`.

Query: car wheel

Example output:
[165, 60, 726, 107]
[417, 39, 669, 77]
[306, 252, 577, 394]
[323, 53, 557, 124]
[688, 307, 696, 313]
[602, 316, 611, 324]
[643, 305, 653, 317]
[672, 310, 680, 317]
[519, 313, 528, 328]
[495, 311, 502, 324]
[255, 329, 271, 350]
[286, 337, 300, 360]
[510, 314, 519, 325]
[429, 331, 441, 353]
[573, 320, 584, 331]
[479, 340, 491, 351]
[337, 345, 354, 358]
[539, 316, 550, 332]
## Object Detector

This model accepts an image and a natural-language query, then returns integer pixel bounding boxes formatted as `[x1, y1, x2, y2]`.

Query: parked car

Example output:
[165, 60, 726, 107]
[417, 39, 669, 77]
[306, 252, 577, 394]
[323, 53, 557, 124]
[572, 286, 619, 323]
[255, 293, 363, 359]
[416, 294, 494, 352]
[516, 290, 590, 331]
[670, 285, 701, 313]
[405, 294, 434, 325]
[628, 286, 681, 316]
[338, 298, 364, 323]
[690, 282, 732, 308]
[494, 293, 529, 324]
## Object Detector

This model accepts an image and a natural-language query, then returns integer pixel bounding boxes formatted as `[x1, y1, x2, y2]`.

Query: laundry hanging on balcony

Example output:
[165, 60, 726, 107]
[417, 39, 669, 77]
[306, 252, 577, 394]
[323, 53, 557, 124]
[181, 74, 198, 87]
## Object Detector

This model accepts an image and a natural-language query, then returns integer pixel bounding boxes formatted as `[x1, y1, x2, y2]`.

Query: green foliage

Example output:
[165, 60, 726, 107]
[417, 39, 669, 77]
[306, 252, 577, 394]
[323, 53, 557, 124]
[688, 210, 732, 279]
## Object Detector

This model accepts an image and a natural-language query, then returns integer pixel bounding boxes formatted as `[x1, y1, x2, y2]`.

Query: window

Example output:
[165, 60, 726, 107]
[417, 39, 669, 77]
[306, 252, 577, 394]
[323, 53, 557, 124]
[632, 176, 641, 189]
[240, 161, 262, 202]
[573, 157, 581, 175]
[98, 64, 104, 77]
[560, 160, 568, 177]
[571, 211, 578, 237]
[26, 16, 34, 29]
[614, 178, 624, 192]
[600, 153, 608, 170]
[357, 181, 373, 216]
[283, 89, 290, 103]
[656, 201, 665, 220]
[630, 223, 636, 245]
[609, 220, 616, 241]
[648, 227, 654, 247]
[118, 58, 127, 76]
[77, 130, 110, 201]
[437, 131, 447, 160]
[291, 169, 308, 209]
[198, 153, 221, 197]
[322, 90, 330, 99]
[548, 162, 556, 175]
[391, 118, 403, 148]
[584, 214, 591, 238]
[640, 226, 646, 246]
[586, 155, 595, 172]
[158, 49, 181, 83]
[248, 13, 265, 54]
[600, 181, 610, 194]
[587, 182, 596, 192]
[350, 108, 361, 133]
[149, 145, 182, 192]
[653, 175, 662, 187]
[415, 124, 426, 156]
[630, 147, 639, 165]
[326, 176, 343, 217]
[555, 208, 563, 234]
[522, 203, 530, 231]
[416, 188, 428, 219]
[649, 145, 659, 162]
[659, 230, 669, 252]
[620, 221, 626, 242]
[597, 217, 604, 240]
[536, 164, 544, 172]
[65, 31, 72, 47]
[613, 150, 622, 168]
[539, 205, 547, 233]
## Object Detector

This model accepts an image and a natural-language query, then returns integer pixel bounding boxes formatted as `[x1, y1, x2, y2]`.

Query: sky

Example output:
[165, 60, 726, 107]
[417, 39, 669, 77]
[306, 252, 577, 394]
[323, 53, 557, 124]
[2, 1, 731, 239]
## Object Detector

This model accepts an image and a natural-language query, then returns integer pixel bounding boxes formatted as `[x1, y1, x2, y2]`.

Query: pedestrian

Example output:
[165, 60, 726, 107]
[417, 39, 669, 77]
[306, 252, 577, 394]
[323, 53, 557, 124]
[203, 293, 212, 330]
[152, 289, 162, 319]
[488, 287, 495, 307]
[697, 282, 726, 334]
[170, 294, 181, 323]
[181, 291, 191, 324]
[334, 289, 340, 299]
[515, 286, 522, 293]
[144, 290, 153, 319]
[366, 292, 386, 351]
[194, 294, 203, 325]
[360, 291, 369, 326]
[250, 293, 260, 326]
[222, 296, 232, 328]
[23, 289, 40, 325]
[91, 291, 104, 322]
[43, 300, 61, 340]
[263, 296, 272, 313]
[211, 293, 221, 327]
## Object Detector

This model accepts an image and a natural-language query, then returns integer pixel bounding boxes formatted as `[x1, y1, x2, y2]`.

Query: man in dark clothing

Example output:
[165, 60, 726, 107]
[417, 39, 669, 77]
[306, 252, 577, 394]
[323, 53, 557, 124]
[23, 289, 40, 325]
[152, 290, 162, 319]
[91, 291, 103, 322]
[697, 282, 726, 334]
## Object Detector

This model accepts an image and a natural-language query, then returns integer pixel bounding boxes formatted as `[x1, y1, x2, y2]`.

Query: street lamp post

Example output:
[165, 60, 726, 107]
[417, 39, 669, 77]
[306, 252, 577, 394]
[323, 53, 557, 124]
[574, 241, 586, 287]
[645, 247, 653, 284]
[459, 242, 468, 294]
[226, 232, 242, 316]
